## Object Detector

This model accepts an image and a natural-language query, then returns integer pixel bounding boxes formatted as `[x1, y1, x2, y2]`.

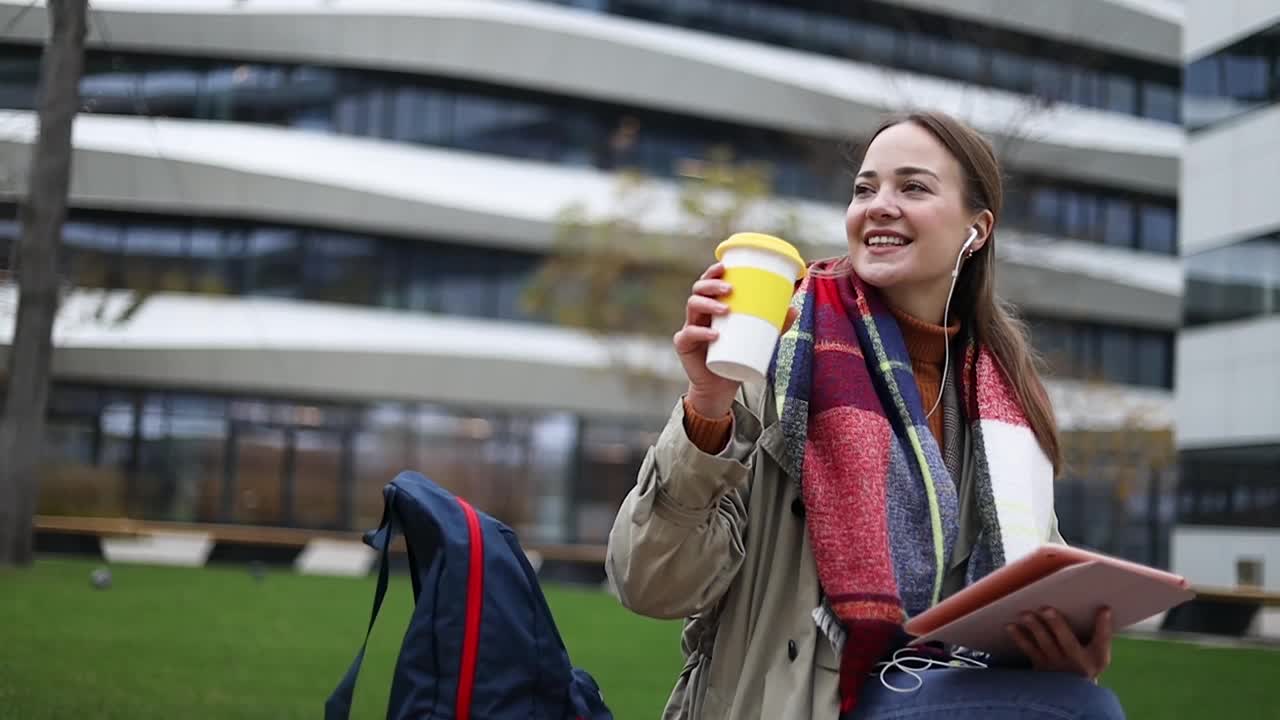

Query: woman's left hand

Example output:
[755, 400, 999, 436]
[1006, 607, 1113, 681]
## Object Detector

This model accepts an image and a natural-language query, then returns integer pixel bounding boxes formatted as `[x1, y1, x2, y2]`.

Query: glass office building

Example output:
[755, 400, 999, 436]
[0, 0, 1181, 558]
[1174, 1, 1280, 634]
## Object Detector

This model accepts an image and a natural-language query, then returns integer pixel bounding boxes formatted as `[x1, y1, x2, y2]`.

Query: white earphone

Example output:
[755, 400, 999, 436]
[954, 227, 979, 277]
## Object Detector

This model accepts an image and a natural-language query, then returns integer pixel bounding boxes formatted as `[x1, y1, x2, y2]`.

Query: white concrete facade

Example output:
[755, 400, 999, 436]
[0, 289, 1173, 427]
[1172, 526, 1280, 637]
[1180, 103, 1280, 255]
[1176, 315, 1280, 449]
[1172, 526, 1280, 592]
[1184, 0, 1280, 59]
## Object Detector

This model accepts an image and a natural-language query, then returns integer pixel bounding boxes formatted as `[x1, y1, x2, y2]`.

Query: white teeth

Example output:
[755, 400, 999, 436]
[867, 235, 909, 247]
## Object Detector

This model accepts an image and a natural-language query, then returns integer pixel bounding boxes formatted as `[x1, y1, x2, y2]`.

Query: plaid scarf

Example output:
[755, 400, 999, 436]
[768, 260, 1055, 713]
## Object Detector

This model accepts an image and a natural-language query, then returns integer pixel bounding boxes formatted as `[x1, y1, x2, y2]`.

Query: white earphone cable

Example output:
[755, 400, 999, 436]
[872, 647, 989, 693]
[925, 230, 974, 420]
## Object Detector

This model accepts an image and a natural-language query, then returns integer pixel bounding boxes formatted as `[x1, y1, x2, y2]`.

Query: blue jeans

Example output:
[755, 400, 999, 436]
[847, 669, 1125, 719]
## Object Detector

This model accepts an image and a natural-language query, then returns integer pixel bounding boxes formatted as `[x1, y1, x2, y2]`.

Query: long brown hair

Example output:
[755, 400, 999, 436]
[857, 111, 1062, 475]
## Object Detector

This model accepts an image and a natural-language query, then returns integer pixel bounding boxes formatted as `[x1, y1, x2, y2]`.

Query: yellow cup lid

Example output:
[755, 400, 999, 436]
[714, 232, 807, 279]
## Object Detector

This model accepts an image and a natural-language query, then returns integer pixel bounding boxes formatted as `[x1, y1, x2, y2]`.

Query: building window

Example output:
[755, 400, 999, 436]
[242, 228, 302, 299]
[1138, 204, 1177, 254]
[0, 195, 1186, 351]
[1178, 444, 1280, 528]
[122, 223, 189, 292]
[1184, 21, 1280, 131]
[1102, 197, 1135, 248]
[1027, 317, 1174, 388]
[61, 221, 123, 287]
[0, 205, 546, 325]
[1007, 175, 1177, 255]
[1105, 72, 1138, 114]
[302, 232, 380, 306]
[1184, 233, 1280, 327]
[29, 382, 663, 542]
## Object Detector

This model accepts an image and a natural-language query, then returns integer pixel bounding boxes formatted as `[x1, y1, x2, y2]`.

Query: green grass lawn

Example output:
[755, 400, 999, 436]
[2, 557, 1278, 718]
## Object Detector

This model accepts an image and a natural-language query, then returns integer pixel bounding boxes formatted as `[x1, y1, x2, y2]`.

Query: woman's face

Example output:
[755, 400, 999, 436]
[846, 122, 987, 315]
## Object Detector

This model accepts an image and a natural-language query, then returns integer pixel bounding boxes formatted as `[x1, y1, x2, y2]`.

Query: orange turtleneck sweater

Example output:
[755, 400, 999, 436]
[683, 306, 960, 453]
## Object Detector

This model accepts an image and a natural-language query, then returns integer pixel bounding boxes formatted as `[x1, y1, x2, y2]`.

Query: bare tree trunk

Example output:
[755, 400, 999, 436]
[0, 0, 87, 568]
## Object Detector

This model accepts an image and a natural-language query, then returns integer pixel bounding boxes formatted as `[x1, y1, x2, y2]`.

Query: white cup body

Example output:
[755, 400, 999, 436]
[705, 247, 802, 385]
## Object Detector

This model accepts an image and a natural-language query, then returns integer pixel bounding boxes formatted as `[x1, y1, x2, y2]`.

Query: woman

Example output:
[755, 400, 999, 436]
[605, 112, 1125, 720]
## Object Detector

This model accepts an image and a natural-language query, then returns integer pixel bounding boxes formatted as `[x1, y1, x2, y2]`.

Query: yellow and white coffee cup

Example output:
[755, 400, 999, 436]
[706, 232, 807, 385]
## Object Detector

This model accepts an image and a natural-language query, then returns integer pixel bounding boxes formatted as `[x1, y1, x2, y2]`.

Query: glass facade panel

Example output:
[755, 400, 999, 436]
[4, 205, 552, 323]
[1101, 197, 1135, 248]
[123, 224, 189, 291]
[166, 395, 230, 524]
[1140, 81, 1181, 124]
[1138, 204, 1177, 255]
[1184, 233, 1280, 327]
[575, 419, 655, 543]
[526, 413, 578, 544]
[99, 393, 136, 469]
[231, 424, 286, 525]
[61, 221, 123, 287]
[129, 393, 228, 523]
[188, 227, 231, 295]
[1, 202, 1182, 379]
[352, 403, 413, 531]
[1184, 22, 1280, 131]
[1056, 432, 1176, 567]
[1098, 327, 1133, 386]
[1179, 445, 1280, 528]
[0, 220, 11, 269]
[303, 232, 380, 306]
[1008, 175, 1176, 253]
[29, 374, 1173, 564]
[38, 416, 117, 517]
[23, 383, 654, 542]
[292, 428, 345, 529]
[1105, 73, 1138, 114]
[1134, 333, 1173, 390]
[243, 228, 302, 298]
[1027, 317, 1173, 388]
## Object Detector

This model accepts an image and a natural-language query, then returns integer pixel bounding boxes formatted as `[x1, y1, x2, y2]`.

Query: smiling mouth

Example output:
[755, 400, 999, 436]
[865, 234, 912, 248]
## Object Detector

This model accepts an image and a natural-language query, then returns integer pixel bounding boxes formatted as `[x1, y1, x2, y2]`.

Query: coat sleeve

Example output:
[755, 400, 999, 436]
[604, 391, 763, 620]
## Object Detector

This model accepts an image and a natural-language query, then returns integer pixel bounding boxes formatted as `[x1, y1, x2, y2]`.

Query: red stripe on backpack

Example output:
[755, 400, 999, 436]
[455, 497, 485, 720]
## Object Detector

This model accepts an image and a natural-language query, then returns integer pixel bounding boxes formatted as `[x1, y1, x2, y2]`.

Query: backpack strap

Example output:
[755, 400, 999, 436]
[325, 486, 397, 720]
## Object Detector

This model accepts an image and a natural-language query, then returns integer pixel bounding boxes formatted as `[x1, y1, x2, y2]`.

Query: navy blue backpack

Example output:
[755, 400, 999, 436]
[326, 471, 613, 720]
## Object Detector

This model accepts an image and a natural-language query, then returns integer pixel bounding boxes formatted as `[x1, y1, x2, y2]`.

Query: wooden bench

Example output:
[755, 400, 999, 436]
[1190, 585, 1280, 607]
[1162, 584, 1280, 637]
[36, 514, 355, 548]
[524, 542, 608, 566]
[35, 515, 608, 570]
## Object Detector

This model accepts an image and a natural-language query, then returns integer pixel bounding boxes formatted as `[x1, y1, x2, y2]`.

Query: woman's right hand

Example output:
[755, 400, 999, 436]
[673, 262, 797, 419]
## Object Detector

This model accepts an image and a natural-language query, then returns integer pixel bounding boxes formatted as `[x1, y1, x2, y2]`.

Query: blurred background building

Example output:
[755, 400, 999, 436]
[1176, 0, 1280, 633]
[0, 1, 1183, 563]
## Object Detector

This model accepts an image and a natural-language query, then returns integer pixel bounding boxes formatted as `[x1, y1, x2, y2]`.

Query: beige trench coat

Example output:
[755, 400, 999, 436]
[605, 381, 1064, 720]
